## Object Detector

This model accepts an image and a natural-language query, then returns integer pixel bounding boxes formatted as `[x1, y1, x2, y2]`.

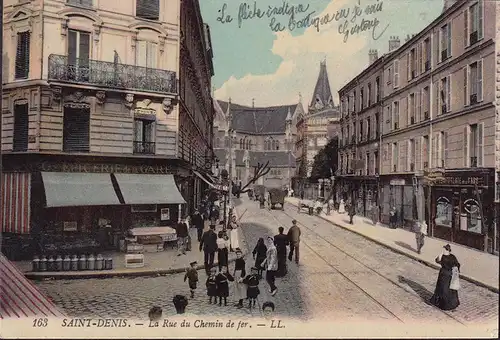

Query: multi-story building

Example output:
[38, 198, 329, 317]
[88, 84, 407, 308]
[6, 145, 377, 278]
[338, 50, 384, 218]
[294, 60, 339, 194]
[212, 99, 302, 189]
[338, 0, 498, 253]
[1, 0, 214, 256]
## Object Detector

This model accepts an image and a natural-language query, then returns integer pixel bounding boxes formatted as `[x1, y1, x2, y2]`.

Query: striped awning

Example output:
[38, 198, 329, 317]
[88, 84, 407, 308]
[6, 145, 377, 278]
[0, 254, 66, 319]
[1, 173, 31, 234]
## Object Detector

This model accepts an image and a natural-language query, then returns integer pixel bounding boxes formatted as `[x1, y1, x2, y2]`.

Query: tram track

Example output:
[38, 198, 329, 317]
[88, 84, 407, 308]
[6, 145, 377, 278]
[260, 205, 467, 326]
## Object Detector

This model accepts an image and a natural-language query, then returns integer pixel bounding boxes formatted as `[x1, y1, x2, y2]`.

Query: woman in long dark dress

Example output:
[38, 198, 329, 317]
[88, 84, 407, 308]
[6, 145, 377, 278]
[252, 238, 267, 279]
[430, 244, 461, 311]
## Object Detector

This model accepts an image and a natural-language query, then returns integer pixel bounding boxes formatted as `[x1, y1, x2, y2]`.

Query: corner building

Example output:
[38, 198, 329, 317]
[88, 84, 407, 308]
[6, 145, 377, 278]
[1, 0, 214, 257]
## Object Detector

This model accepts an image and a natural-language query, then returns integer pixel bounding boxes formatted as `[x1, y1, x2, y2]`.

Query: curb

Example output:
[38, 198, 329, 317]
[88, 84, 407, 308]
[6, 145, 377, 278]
[287, 200, 499, 294]
[25, 254, 247, 281]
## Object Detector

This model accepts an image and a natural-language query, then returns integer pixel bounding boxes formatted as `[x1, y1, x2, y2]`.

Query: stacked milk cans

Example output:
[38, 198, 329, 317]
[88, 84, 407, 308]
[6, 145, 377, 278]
[31, 254, 113, 272]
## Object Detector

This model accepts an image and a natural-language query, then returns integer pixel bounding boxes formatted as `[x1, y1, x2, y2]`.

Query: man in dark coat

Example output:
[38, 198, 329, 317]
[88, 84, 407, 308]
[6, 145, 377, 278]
[176, 218, 189, 256]
[191, 209, 205, 242]
[273, 227, 289, 277]
[199, 225, 218, 274]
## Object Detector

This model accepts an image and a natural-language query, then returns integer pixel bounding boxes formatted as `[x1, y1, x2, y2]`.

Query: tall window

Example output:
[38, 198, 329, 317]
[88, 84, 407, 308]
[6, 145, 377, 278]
[393, 59, 400, 88]
[360, 88, 364, 110]
[15, 32, 30, 79]
[466, 60, 483, 105]
[68, 30, 90, 81]
[353, 90, 357, 112]
[63, 107, 90, 152]
[407, 139, 415, 171]
[392, 142, 399, 172]
[439, 23, 452, 62]
[367, 117, 371, 140]
[367, 83, 372, 107]
[409, 93, 415, 125]
[67, 0, 93, 7]
[465, 1, 484, 47]
[422, 37, 431, 71]
[375, 77, 380, 102]
[422, 86, 430, 119]
[359, 121, 364, 142]
[375, 112, 379, 137]
[392, 101, 399, 130]
[374, 151, 379, 174]
[408, 48, 416, 80]
[13, 102, 29, 152]
[465, 123, 483, 167]
[136, 0, 160, 20]
[136, 41, 157, 68]
[366, 153, 370, 175]
[422, 135, 429, 169]
[440, 131, 448, 168]
[134, 118, 156, 154]
[439, 76, 451, 114]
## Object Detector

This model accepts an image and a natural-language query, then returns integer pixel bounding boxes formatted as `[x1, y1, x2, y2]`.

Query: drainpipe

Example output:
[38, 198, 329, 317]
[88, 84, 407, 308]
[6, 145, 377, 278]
[428, 79, 434, 237]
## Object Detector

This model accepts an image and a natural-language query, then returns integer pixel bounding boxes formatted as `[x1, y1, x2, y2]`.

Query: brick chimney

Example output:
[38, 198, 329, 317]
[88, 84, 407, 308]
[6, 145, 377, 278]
[368, 49, 378, 65]
[388, 36, 400, 52]
[443, 0, 457, 12]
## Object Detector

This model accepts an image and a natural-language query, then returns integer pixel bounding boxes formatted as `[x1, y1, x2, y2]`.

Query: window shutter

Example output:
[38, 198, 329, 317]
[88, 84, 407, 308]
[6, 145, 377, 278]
[464, 9, 469, 47]
[417, 45, 422, 75]
[63, 107, 90, 152]
[407, 54, 411, 81]
[147, 42, 158, 68]
[406, 140, 411, 171]
[478, 122, 484, 166]
[416, 91, 421, 122]
[477, 59, 483, 101]
[463, 66, 469, 106]
[435, 81, 440, 115]
[463, 126, 469, 167]
[15, 32, 30, 79]
[447, 75, 451, 112]
[13, 103, 29, 151]
[431, 134, 437, 168]
[136, 0, 160, 20]
[407, 94, 411, 125]
[394, 59, 399, 87]
[416, 139, 421, 170]
[447, 23, 452, 56]
[478, 0, 483, 39]
[443, 131, 449, 168]
[136, 41, 147, 67]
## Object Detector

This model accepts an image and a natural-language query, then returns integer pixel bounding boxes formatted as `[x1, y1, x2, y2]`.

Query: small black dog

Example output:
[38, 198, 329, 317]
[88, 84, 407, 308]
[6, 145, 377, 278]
[148, 306, 163, 321]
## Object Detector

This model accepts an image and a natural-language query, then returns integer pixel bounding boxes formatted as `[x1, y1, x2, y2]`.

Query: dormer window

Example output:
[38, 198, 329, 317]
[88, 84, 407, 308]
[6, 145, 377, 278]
[136, 0, 160, 21]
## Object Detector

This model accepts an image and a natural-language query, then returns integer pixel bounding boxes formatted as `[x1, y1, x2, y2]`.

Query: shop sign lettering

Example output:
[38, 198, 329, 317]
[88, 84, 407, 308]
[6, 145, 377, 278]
[37, 162, 169, 174]
[437, 176, 485, 186]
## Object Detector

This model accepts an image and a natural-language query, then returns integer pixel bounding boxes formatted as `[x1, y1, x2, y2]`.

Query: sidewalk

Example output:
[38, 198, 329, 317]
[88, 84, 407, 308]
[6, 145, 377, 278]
[286, 197, 499, 293]
[17, 221, 247, 280]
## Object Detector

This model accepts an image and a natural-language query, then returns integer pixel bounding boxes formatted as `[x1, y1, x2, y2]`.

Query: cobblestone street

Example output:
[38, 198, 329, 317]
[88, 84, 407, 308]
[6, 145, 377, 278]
[35, 198, 498, 330]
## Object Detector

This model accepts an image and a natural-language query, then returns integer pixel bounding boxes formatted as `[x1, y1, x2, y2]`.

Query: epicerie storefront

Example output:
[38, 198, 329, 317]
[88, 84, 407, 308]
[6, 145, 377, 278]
[1, 157, 190, 259]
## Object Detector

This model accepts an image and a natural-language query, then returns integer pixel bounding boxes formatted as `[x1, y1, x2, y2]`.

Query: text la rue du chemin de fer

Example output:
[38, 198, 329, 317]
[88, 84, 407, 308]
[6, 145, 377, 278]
[216, 0, 389, 43]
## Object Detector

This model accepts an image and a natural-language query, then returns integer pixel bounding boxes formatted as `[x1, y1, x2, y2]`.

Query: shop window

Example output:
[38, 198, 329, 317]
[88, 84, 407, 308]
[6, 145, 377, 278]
[136, 0, 160, 20]
[15, 31, 30, 79]
[460, 198, 482, 234]
[435, 196, 452, 227]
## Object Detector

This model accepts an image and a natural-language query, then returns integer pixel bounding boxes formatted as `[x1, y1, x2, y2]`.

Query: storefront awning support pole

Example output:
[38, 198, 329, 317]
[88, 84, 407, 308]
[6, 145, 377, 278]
[474, 183, 487, 252]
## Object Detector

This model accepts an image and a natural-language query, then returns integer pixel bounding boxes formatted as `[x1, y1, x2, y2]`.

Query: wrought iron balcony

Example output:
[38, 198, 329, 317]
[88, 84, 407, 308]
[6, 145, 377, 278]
[133, 141, 156, 154]
[48, 54, 177, 94]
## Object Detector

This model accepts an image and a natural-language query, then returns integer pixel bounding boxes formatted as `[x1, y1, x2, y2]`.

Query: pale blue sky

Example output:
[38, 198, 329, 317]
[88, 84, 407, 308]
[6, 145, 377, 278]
[199, 0, 444, 106]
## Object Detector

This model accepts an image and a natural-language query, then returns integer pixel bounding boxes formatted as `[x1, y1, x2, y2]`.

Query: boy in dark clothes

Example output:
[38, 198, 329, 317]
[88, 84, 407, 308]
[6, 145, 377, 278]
[215, 266, 234, 306]
[184, 261, 198, 298]
[206, 267, 218, 304]
[241, 267, 261, 308]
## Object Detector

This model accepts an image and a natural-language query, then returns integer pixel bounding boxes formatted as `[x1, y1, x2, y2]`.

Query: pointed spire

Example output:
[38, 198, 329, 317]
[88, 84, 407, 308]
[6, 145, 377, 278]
[226, 97, 231, 116]
[309, 60, 334, 111]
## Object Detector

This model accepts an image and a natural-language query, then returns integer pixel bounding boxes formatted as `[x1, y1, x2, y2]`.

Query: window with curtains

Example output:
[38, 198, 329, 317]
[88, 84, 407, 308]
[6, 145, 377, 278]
[422, 37, 431, 71]
[133, 119, 156, 154]
[13, 102, 29, 152]
[375, 77, 380, 102]
[439, 22, 452, 62]
[392, 142, 398, 172]
[136, 0, 160, 20]
[466, 60, 483, 105]
[465, 123, 483, 167]
[67, 0, 93, 7]
[367, 83, 372, 107]
[15, 32, 30, 79]
[136, 41, 157, 68]
[68, 30, 90, 81]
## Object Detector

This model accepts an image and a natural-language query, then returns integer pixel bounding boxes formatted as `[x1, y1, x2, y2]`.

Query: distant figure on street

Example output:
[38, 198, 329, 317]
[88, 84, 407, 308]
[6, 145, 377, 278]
[184, 261, 198, 298]
[415, 221, 428, 254]
[200, 225, 218, 275]
[338, 199, 346, 214]
[274, 227, 289, 277]
[176, 218, 189, 256]
[348, 200, 355, 224]
[192, 209, 205, 242]
[228, 214, 240, 251]
[430, 244, 461, 311]
[389, 207, 397, 229]
[287, 219, 301, 264]
[216, 231, 229, 271]
[172, 295, 189, 314]
[261, 236, 278, 296]
[252, 237, 267, 279]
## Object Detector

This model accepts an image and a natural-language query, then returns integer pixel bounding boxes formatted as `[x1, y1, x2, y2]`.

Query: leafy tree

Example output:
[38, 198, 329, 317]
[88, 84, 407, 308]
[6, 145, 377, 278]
[309, 137, 339, 182]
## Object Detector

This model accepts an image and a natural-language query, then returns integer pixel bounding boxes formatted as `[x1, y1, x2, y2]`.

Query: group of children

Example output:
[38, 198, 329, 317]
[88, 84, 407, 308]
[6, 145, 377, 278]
[184, 249, 262, 308]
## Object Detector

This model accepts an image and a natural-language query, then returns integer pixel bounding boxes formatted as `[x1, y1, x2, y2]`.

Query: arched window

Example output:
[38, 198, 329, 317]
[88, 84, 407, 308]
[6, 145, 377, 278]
[239, 138, 244, 149]
[276, 141, 280, 150]
[270, 139, 274, 150]
[246, 139, 250, 150]
[264, 140, 269, 150]
[249, 140, 253, 150]
[215, 138, 220, 148]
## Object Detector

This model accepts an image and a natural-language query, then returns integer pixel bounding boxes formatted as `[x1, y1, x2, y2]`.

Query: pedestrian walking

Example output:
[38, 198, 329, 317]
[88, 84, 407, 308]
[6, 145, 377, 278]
[389, 206, 397, 229]
[232, 249, 246, 308]
[241, 267, 261, 309]
[261, 236, 278, 296]
[206, 267, 218, 304]
[430, 244, 461, 311]
[287, 219, 301, 264]
[184, 261, 198, 298]
[216, 231, 229, 271]
[274, 227, 289, 277]
[347, 200, 355, 224]
[414, 221, 428, 254]
[215, 266, 234, 306]
[192, 209, 205, 242]
[176, 218, 189, 256]
[200, 225, 217, 274]
[252, 237, 267, 279]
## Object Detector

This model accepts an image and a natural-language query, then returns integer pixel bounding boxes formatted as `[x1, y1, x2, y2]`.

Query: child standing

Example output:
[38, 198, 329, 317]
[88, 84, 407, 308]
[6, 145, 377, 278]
[206, 267, 218, 304]
[215, 266, 234, 306]
[184, 261, 198, 298]
[242, 267, 261, 308]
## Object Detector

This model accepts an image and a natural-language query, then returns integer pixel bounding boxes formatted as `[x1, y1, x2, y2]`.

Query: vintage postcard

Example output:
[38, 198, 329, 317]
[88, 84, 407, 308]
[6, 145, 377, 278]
[1, 0, 499, 338]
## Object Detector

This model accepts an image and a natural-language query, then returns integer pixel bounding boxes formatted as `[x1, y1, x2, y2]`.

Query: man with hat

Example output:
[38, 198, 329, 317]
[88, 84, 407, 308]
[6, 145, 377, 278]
[200, 225, 218, 275]
[184, 261, 198, 298]
[191, 208, 205, 242]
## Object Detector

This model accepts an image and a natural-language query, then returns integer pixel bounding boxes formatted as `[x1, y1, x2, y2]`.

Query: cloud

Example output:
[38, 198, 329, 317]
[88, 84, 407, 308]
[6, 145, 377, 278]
[214, 0, 370, 108]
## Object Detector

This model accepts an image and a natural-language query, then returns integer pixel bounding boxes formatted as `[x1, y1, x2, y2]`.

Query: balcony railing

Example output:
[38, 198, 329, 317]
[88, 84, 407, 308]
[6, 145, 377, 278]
[48, 54, 177, 94]
[134, 141, 156, 154]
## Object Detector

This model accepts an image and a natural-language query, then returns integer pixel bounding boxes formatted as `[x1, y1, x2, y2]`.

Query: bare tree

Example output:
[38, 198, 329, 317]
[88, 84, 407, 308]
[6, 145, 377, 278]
[232, 161, 271, 195]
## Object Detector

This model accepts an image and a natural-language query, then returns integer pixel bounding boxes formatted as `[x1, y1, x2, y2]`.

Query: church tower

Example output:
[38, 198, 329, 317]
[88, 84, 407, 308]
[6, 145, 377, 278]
[285, 107, 293, 151]
[309, 60, 334, 114]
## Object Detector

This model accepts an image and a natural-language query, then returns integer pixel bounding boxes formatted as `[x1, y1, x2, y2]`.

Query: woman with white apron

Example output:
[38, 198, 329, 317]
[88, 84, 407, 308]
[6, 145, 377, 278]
[233, 250, 246, 308]
[228, 215, 240, 251]
[338, 199, 346, 214]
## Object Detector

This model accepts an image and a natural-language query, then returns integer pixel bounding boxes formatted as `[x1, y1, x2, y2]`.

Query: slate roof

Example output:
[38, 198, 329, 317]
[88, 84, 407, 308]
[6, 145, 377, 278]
[217, 101, 297, 134]
[213, 149, 296, 168]
[309, 60, 334, 109]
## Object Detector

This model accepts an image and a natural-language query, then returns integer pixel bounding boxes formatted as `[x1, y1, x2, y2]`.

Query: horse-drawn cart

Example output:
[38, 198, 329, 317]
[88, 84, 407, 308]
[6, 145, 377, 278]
[268, 187, 286, 210]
